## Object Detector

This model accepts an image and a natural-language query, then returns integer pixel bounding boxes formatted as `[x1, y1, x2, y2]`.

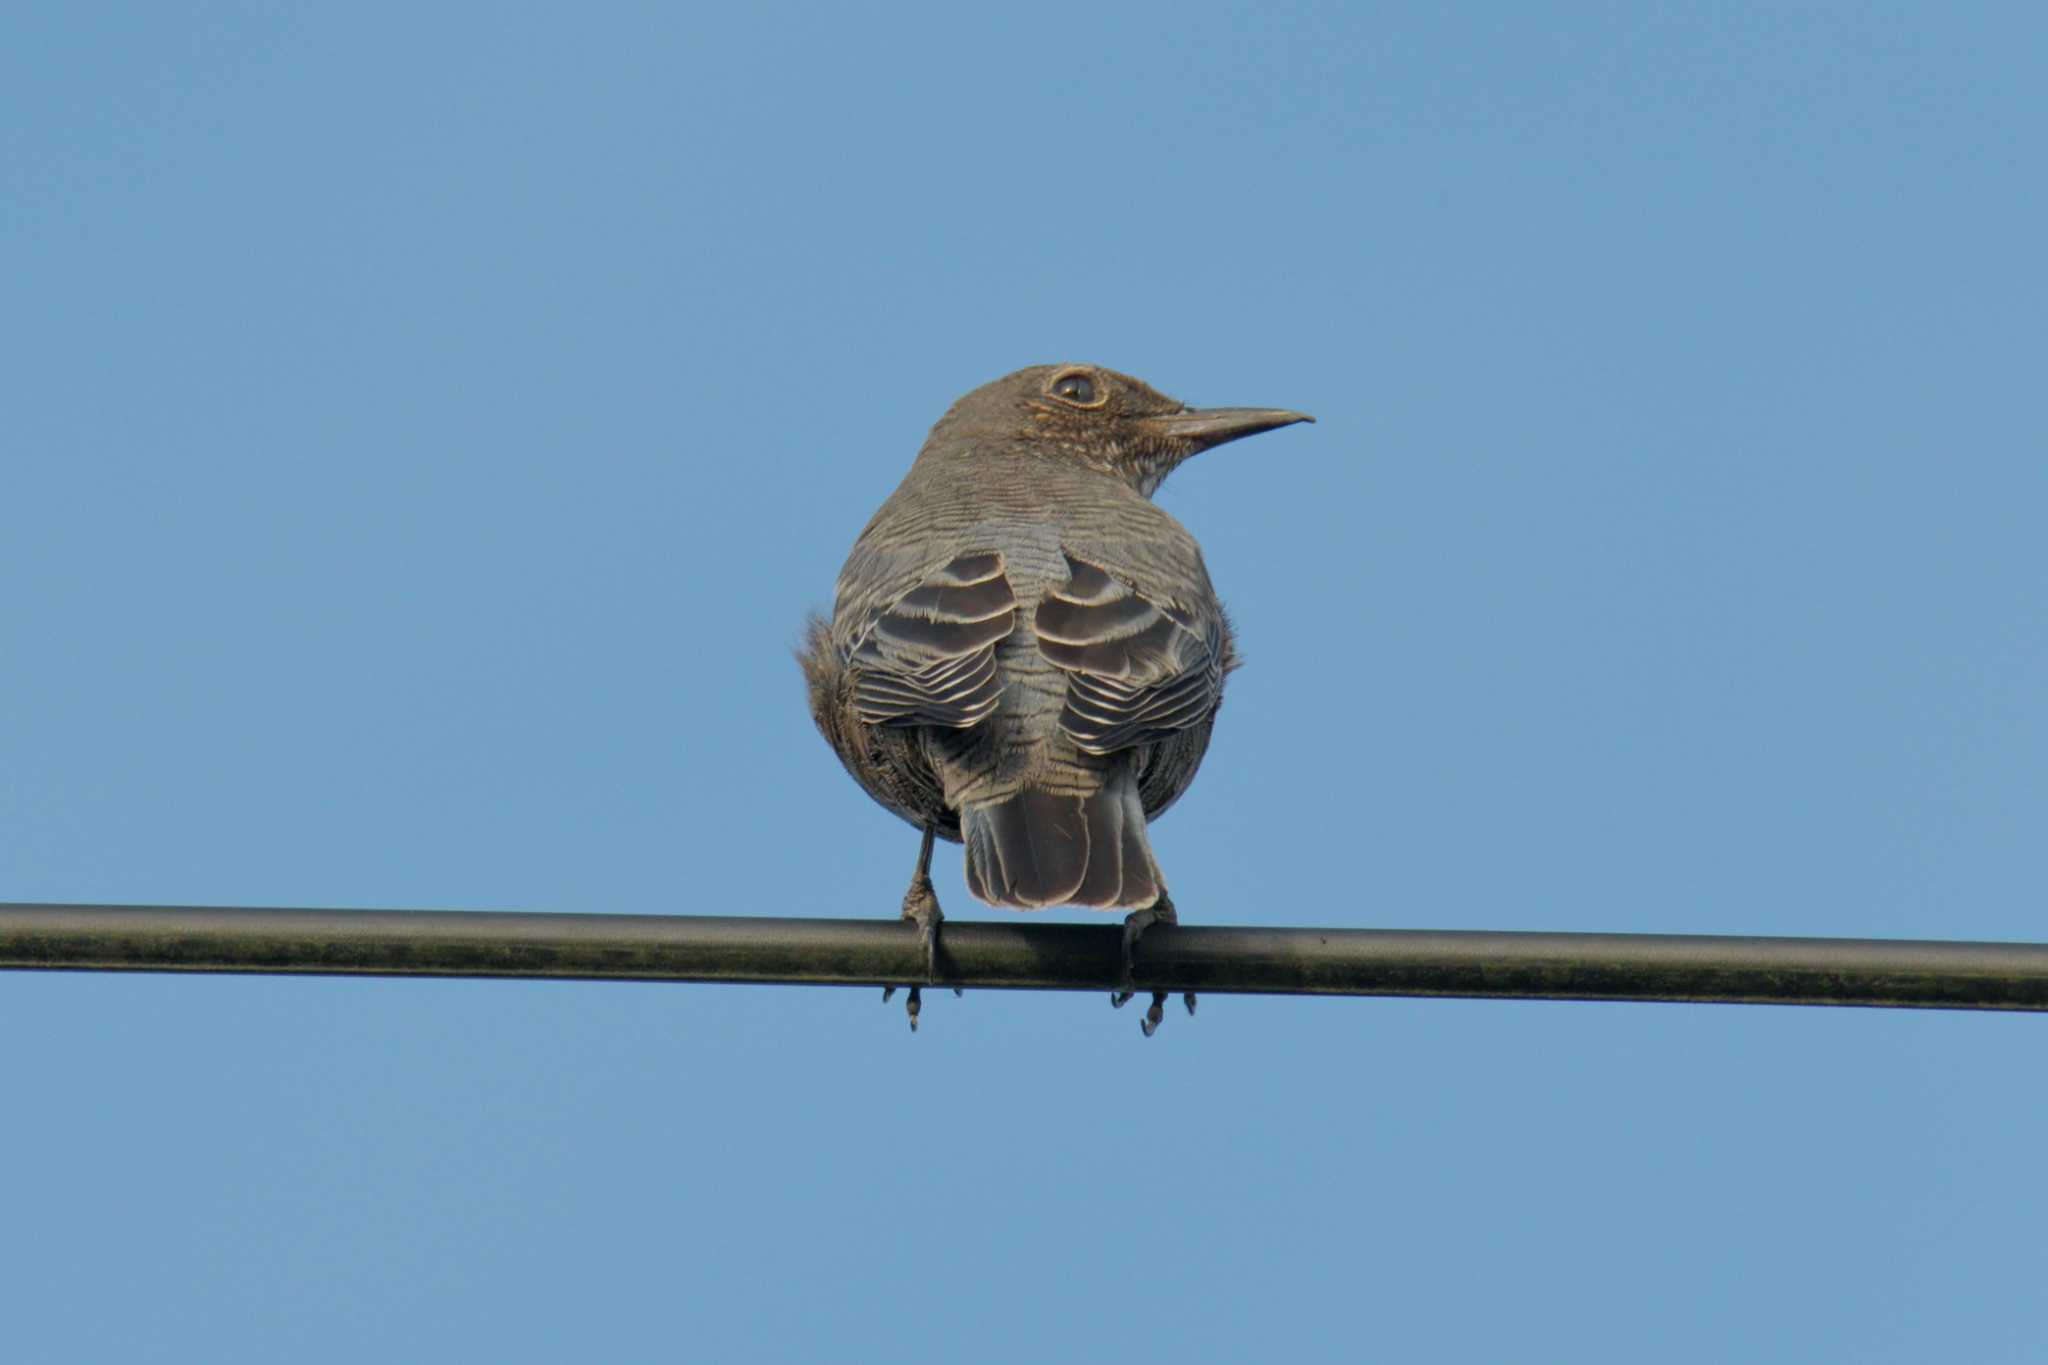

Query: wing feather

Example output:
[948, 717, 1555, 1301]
[849, 550, 1017, 728]
[1034, 551, 1224, 754]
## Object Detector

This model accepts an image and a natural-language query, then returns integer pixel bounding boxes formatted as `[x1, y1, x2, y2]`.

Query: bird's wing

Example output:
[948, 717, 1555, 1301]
[1034, 550, 1225, 754]
[845, 550, 1018, 729]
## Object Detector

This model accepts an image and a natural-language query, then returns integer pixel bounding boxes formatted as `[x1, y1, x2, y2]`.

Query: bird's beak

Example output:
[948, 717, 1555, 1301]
[1139, 406, 1316, 453]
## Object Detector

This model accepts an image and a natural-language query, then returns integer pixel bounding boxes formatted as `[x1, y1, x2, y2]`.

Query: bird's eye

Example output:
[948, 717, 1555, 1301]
[1050, 371, 1100, 406]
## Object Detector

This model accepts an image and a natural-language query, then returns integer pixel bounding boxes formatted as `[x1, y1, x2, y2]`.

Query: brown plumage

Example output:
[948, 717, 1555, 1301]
[800, 363, 1311, 1032]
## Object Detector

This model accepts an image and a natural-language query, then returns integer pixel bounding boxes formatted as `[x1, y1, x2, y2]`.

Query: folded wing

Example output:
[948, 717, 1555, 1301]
[848, 550, 1017, 729]
[1034, 551, 1224, 754]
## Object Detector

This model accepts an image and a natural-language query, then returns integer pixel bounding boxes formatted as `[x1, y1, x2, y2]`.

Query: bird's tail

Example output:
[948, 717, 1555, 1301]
[961, 773, 1162, 910]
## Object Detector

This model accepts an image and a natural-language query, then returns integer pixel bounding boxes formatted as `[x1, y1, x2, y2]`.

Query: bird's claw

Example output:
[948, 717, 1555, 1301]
[882, 983, 926, 1031]
[1118, 899, 1195, 1035]
[887, 868, 947, 1032]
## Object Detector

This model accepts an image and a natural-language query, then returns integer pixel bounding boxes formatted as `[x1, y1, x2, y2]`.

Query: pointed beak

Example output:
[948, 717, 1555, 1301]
[1139, 406, 1316, 452]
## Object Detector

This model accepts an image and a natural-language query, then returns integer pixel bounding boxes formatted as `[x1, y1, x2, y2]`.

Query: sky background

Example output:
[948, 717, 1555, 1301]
[4, 3, 2045, 1360]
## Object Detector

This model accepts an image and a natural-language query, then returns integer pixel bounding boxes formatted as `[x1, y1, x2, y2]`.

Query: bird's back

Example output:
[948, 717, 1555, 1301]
[808, 439, 1228, 908]
[805, 362, 1308, 916]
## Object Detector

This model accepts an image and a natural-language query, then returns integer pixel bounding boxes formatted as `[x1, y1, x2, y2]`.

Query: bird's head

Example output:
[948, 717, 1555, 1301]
[932, 363, 1313, 497]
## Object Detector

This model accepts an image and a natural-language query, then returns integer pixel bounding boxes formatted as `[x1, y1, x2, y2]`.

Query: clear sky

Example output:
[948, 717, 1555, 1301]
[4, 3, 2044, 1360]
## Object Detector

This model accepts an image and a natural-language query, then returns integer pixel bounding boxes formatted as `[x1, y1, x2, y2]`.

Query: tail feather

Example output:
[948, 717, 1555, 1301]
[1071, 784, 1126, 908]
[962, 775, 1162, 910]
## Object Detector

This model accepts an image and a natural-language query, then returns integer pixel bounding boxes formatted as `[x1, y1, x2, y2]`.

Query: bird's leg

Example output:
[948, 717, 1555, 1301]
[1110, 892, 1197, 1036]
[882, 825, 945, 1031]
[903, 824, 943, 982]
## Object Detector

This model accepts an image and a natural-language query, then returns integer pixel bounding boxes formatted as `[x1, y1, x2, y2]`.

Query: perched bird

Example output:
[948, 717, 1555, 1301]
[801, 363, 1311, 1033]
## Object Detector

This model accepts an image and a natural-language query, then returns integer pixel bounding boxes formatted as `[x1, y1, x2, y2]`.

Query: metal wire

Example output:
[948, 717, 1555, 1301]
[4, 902, 2046, 1010]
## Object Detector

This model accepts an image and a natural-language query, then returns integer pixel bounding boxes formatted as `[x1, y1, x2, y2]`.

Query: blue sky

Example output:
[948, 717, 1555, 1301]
[4, 3, 2044, 1359]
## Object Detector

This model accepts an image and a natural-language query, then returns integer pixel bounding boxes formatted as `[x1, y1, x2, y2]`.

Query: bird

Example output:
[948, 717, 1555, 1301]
[800, 363, 1312, 1034]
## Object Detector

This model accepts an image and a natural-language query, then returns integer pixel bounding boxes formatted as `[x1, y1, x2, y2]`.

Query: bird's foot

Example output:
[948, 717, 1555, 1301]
[1108, 989, 1198, 1037]
[902, 872, 943, 983]
[880, 983, 925, 1031]
[1109, 896, 1196, 1036]
[882, 871, 953, 1032]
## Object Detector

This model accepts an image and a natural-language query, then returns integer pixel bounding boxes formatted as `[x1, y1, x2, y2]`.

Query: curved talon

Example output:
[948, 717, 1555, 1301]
[1122, 897, 1185, 1035]
[1110, 991, 1134, 1009]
